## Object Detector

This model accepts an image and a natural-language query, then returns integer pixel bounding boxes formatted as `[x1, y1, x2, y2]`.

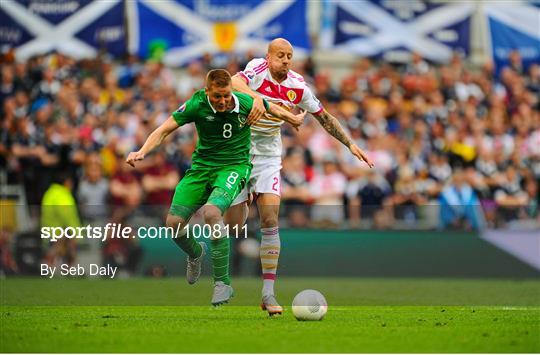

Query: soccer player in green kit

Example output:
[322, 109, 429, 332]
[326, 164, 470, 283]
[126, 69, 304, 305]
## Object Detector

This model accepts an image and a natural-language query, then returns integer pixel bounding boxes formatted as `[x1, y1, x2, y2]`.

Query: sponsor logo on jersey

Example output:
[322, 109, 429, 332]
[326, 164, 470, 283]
[176, 103, 186, 113]
[287, 90, 297, 102]
[205, 115, 215, 121]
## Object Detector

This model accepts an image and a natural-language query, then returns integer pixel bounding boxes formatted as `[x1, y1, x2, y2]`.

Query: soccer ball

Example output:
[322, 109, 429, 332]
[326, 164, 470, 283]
[292, 289, 328, 321]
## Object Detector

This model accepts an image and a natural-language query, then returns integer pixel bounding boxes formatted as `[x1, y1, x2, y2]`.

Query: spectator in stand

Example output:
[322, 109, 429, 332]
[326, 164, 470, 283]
[41, 170, 81, 266]
[439, 170, 484, 230]
[1, 65, 15, 105]
[508, 50, 524, 74]
[116, 54, 142, 88]
[519, 178, 538, 221]
[313, 72, 341, 103]
[310, 153, 347, 227]
[99, 72, 125, 108]
[494, 165, 528, 224]
[142, 151, 179, 218]
[33, 67, 61, 101]
[387, 166, 426, 224]
[11, 114, 58, 214]
[281, 148, 312, 206]
[77, 157, 109, 222]
[176, 61, 205, 100]
[429, 153, 452, 183]
[281, 148, 312, 226]
[110, 154, 142, 223]
[347, 169, 391, 228]
[104, 154, 143, 276]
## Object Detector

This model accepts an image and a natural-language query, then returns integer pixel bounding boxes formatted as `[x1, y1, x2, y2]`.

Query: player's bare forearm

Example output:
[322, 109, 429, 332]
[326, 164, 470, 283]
[140, 116, 178, 154]
[232, 75, 259, 100]
[313, 109, 353, 148]
[138, 129, 165, 156]
[127, 116, 178, 167]
[267, 103, 304, 128]
[313, 110, 374, 167]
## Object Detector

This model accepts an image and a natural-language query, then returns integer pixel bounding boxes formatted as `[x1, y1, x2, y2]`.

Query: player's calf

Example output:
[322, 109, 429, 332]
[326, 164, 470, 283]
[167, 214, 202, 256]
[167, 213, 205, 284]
[186, 241, 206, 285]
[202, 202, 233, 288]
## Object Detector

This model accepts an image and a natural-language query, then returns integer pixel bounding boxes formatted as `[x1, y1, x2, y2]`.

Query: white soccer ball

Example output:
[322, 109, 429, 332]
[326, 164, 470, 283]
[292, 289, 328, 321]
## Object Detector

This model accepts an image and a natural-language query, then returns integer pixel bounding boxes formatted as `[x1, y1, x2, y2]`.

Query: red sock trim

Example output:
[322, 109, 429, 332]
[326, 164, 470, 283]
[262, 273, 276, 280]
[261, 227, 279, 236]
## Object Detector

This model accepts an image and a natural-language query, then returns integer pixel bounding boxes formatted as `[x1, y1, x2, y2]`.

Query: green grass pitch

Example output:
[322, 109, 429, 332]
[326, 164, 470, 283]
[1, 277, 539, 352]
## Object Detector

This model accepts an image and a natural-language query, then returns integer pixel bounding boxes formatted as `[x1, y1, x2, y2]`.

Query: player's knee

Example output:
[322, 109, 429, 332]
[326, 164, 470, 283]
[260, 213, 278, 228]
[207, 187, 232, 215]
[202, 205, 221, 225]
[224, 203, 247, 227]
[166, 214, 186, 230]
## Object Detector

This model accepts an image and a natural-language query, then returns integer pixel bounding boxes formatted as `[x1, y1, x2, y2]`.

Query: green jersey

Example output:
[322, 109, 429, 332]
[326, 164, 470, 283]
[172, 89, 267, 167]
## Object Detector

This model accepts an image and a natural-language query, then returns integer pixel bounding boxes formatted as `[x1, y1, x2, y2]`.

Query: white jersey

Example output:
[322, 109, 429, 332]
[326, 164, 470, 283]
[238, 58, 323, 156]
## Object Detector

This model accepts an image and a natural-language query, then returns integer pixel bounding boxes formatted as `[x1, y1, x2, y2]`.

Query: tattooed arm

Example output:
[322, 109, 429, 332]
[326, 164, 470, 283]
[313, 109, 354, 147]
[313, 109, 374, 168]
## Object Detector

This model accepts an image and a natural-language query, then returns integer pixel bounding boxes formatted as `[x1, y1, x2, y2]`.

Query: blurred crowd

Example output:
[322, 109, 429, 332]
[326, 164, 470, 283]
[0, 49, 539, 240]
[281, 52, 539, 229]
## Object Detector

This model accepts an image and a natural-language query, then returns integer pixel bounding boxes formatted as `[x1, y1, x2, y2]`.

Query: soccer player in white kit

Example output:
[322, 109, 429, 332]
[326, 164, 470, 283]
[225, 38, 374, 315]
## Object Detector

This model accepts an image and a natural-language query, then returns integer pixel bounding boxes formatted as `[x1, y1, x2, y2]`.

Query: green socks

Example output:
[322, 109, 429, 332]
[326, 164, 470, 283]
[172, 232, 202, 259]
[210, 236, 230, 285]
[170, 225, 230, 285]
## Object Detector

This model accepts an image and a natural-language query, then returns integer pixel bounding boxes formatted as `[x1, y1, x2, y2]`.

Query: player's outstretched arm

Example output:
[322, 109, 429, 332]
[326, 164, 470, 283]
[313, 109, 374, 168]
[232, 74, 266, 125]
[266, 103, 306, 130]
[126, 116, 179, 167]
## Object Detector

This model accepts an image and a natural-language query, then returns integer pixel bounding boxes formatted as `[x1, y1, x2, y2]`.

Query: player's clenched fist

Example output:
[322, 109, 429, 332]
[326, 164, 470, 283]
[126, 151, 145, 167]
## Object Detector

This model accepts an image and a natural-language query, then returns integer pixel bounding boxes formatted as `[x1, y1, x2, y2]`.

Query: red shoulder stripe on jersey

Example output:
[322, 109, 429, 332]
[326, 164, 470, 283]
[254, 63, 268, 74]
[253, 60, 268, 72]
[288, 71, 305, 82]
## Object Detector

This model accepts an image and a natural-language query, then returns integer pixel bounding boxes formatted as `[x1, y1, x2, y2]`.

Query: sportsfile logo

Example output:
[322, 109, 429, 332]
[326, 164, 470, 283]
[40, 223, 247, 242]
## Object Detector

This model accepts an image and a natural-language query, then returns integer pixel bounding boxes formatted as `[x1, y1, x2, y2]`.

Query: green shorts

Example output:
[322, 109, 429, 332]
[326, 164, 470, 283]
[169, 163, 252, 220]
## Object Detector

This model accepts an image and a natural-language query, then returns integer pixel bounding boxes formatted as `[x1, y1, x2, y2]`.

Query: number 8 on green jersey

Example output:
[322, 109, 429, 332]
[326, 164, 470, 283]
[169, 89, 268, 220]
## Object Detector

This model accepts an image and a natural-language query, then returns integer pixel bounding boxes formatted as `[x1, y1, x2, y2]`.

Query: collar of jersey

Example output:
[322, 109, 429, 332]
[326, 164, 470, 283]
[206, 93, 240, 114]
[269, 71, 289, 85]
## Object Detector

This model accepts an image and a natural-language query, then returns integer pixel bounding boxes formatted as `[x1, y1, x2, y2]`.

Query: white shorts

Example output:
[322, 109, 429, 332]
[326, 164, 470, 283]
[231, 155, 282, 206]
